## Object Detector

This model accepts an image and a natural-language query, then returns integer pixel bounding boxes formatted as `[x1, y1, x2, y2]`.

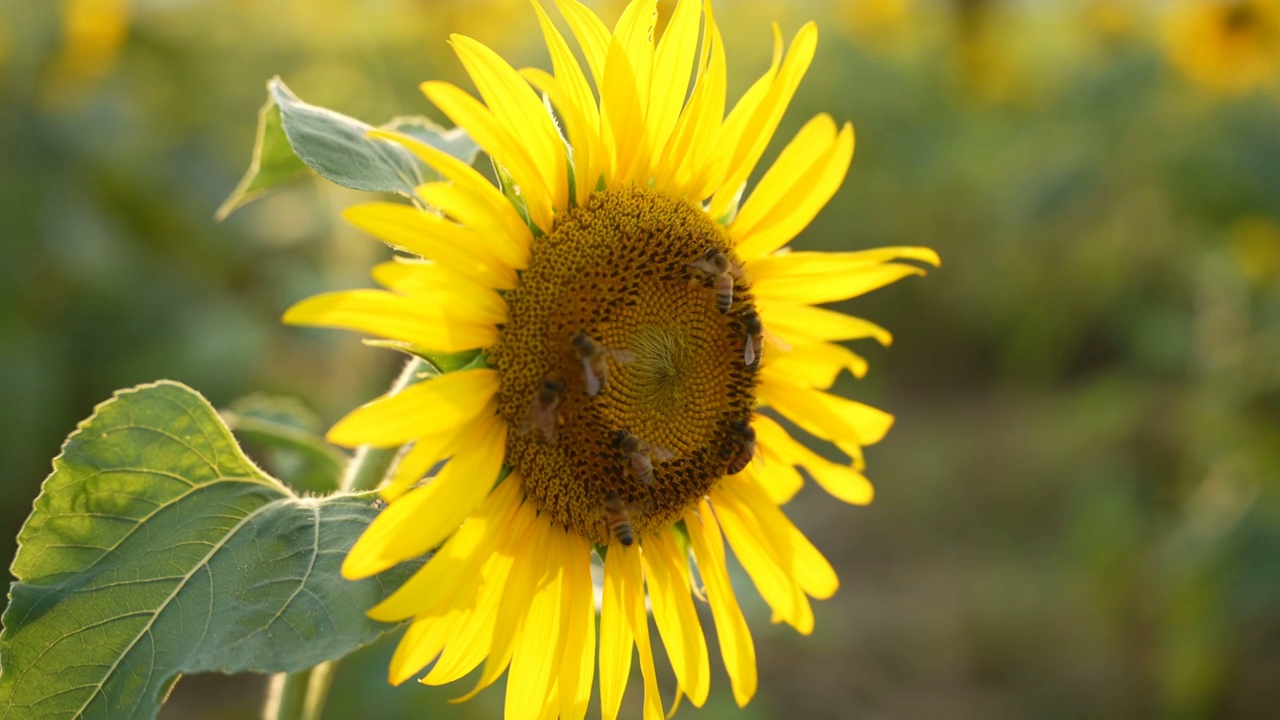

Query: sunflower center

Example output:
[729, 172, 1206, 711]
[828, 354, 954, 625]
[490, 186, 759, 544]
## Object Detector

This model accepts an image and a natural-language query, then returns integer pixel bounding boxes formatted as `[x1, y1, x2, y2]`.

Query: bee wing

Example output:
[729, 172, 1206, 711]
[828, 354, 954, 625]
[688, 259, 715, 274]
[764, 328, 791, 352]
[649, 444, 675, 461]
[609, 348, 636, 364]
[743, 338, 756, 366]
[516, 412, 534, 435]
[582, 359, 601, 396]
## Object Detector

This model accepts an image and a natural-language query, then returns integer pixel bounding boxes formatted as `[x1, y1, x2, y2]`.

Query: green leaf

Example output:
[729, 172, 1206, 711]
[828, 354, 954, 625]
[0, 382, 418, 720]
[214, 95, 309, 221]
[382, 115, 478, 167]
[221, 393, 348, 494]
[217, 77, 480, 220]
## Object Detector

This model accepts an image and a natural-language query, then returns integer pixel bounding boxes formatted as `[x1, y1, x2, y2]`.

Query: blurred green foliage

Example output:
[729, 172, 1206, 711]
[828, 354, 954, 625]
[2, 0, 1279, 718]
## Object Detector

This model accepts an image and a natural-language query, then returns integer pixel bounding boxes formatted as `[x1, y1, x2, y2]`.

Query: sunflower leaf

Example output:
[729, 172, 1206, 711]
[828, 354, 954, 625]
[0, 381, 419, 720]
[217, 77, 480, 220]
[215, 93, 309, 221]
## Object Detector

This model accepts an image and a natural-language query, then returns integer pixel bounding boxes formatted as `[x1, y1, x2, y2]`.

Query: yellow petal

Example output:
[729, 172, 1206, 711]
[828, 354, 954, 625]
[685, 500, 757, 707]
[558, 533, 596, 720]
[418, 80, 555, 232]
[731, 117, 855, 260]
[599, 27, 647, 183]
[538, 686, 561, 720]
[729, 113, 835, 238]
[423, 530, 522, 685]
[752, 445, 805, 505]
[613, 0, 656, 112]
[645, 0, 700, 170]
[554, 0, 612, 90]
[389, 614, 455, 685]
[754, 299, 893, 346]
[532, 1, 597, 127]
[753, 414, 873, 505]
[326, 368, 499, 448]
[749, 246, 942, 280]
[451, 34, 568, 215]
[529, 1, 601, 206]
[622, 545, 664, 720]
[341, 413, 505, 579]
[643, 529, 710, 707]
[757, 368, 894, 447]
[599, 544, 635, 720]
[655, 2, 726, 195]
[454, 500, 546, 701]
[343, 202, 516, 289]
[809, 462, 874, 505]
[695, 23, 780, 203]
[283, 289, 498, 355]
[378, 423, 464, 503]
[765, 337, 869, 388]
[709, 487, 812, 634]
[506, 518, 565, 720]
[718, 476, 839, 600]
[368, 128, 533, 265]
[370, 473, 523, 621]
[520, 67, 600, 207]
[370, 260, 508, 325]
[759, 263, 927, 307]
[709, 22, 818, 220]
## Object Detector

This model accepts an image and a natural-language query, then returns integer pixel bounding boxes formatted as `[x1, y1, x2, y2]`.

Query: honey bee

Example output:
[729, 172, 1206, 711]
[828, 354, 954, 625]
[517, 379, 565, 442]
[571, 332, 635, 397]
[688, 247, 743, 313]
[612, 429, 675, 485]
[740, 309, 764, 366]
[601, 492, 636, 546]
[725, 418, 757, 475]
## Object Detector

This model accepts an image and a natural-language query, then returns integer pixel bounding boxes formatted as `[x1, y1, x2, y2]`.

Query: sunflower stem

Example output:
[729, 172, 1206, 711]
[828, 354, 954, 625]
[262, 357, 430, 720]
[261, 667, 310, 720]
[340, 356, 431, 493]
[260, 660, 335, 720]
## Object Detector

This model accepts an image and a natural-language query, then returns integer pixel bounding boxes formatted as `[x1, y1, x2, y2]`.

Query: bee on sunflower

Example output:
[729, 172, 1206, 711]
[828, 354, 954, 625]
[284, 0, 937, 717]
[1165, 0, 1280, 94]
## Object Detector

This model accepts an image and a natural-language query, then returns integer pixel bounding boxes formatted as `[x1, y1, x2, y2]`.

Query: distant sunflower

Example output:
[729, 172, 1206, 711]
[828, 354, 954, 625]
[1165, 0, 1280, 93]
[285, 0, 936, 717]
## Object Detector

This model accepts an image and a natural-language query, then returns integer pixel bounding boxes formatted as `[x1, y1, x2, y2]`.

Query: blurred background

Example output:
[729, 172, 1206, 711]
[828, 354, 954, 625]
[3, 0, 1280, 717]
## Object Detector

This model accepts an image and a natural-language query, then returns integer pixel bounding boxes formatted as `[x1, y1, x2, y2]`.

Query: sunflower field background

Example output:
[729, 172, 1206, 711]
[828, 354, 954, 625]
[3, 0, 1280, 718]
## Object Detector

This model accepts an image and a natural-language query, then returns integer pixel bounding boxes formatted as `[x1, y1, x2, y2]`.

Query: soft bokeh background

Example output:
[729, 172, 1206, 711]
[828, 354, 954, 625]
[4, 0, 1280, 717]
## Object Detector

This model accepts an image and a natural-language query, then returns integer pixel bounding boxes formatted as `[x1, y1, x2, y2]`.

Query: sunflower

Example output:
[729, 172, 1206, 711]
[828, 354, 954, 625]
[1165, 0, 1280, 94]
[285, 0, 937, 717]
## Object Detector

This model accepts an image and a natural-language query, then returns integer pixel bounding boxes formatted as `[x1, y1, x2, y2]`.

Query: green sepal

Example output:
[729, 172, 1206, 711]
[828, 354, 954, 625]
[0, 382, 423, 720]
[671, 518, 694, 559]
[714, 183, 746, 226]
[360, 341, 486, 375]
[493, 156, 536, 233]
